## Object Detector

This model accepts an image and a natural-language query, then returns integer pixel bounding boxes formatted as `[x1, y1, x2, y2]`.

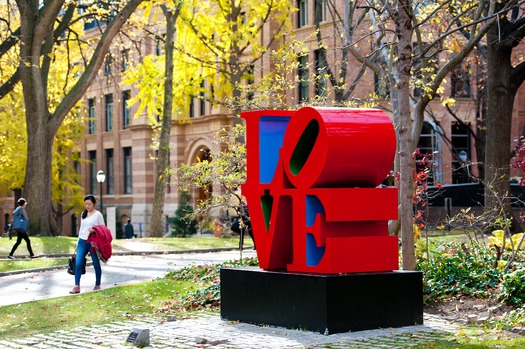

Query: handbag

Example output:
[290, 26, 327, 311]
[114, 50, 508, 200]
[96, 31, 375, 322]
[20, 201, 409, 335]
[67, 255, 86, 275]
[12, 208, 28, 233]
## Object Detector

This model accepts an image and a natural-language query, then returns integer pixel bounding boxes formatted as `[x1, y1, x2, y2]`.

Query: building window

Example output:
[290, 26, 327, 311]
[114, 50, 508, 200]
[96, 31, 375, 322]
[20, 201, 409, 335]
[246, 65, 255, 101]
[156, 36, 163, 56]
[189, 97, 195, 118]
[315, 0, 326, 23]
[200, 81, 206, 116]
[121, 49, 129, 72]
[374, 73, 390, 98]
[88, 98, 96, 134]
[83, 14, 97, 31]
[314, 49, 327, 98]
[74, 157, 81, 180]
[104, 54, 112, 76]
[451, 122, 471, 184]
[413, 42, 438, 98]
[298, 55, 309, 102]
[122, 90, 131, 128]
[124, 147, 132, 194]
[451, 63, 471, 98]
[416, 122, 439, 185]
[105, 94, 113, 132]
[106, 149, 114, 195]
[298, 0, 308, 28]
[89, 151, 97, 195]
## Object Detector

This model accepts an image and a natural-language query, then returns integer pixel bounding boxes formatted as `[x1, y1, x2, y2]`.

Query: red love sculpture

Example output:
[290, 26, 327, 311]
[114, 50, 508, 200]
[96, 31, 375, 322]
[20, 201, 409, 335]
[242, 107, 399, 274]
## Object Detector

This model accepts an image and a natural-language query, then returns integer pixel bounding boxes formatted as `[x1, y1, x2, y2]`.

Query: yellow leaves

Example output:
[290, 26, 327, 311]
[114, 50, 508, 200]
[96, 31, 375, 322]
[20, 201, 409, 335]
[413, 224, 421, 239]
[446, 38, 463, 53]
[488, 230, 525, 251]
[441, 98, 456, 107]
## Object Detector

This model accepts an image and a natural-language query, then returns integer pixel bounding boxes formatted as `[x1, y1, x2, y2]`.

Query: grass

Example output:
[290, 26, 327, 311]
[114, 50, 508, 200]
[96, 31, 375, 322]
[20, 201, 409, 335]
[0, 258, 69, 273]
[0, 278, 197, 340]
[0, 236, 251, 272]
[0, 236, 249, 255]
[412, 336, 525, 348]
[0, 257, 257, 340]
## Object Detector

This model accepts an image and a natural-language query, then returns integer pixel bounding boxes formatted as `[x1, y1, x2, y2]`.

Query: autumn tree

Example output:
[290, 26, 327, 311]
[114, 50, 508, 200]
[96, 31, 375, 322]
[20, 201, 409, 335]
[175, 0, 292, 117]
[0, 1, 144, 235]
[323, 0, 517, 269]
[124, 0, 292, 235]
[123, 4, 203, 237]
[0, 5, 86, 229]
[483, 1, 525, 231]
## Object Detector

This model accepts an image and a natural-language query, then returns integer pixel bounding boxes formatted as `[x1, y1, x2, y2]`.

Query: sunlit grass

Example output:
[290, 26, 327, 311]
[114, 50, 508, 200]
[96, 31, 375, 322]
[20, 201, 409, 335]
[0, 236, 252, 272]
[0, 258, 69, 273]
[0, 278, 196, 340]
[0, 236, 249, 256]
[412, 336, 525, 349]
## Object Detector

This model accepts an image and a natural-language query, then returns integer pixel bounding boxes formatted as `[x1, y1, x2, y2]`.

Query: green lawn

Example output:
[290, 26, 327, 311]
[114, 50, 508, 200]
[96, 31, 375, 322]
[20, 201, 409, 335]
[0, 236, 251, 272]
[0, 235, 248, 255]
[412, 336, 525, 348]
[0, 278, 196, 340]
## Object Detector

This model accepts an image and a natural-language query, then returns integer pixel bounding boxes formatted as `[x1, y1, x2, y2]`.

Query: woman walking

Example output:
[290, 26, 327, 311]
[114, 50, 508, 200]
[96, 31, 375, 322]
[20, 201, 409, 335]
[8, 198, 34, 259]
[69, 194, 105, 294]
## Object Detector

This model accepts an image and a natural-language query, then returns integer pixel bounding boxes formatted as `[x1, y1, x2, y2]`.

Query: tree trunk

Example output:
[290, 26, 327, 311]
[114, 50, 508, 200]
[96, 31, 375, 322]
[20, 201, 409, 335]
[475, 59, 487, 180]
[484, 25, 514, 219]
[24, 122, 57, 234]
[392, 0, 416, 270]
[150, 7, 179, 237]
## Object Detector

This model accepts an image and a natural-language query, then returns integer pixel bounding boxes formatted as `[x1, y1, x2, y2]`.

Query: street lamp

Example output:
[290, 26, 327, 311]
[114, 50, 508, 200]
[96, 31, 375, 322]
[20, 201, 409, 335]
[96, 170, 106, 214]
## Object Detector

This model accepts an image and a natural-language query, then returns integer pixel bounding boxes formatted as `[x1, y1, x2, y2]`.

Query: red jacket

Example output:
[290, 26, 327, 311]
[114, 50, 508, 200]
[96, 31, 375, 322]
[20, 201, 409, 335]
[88, 225, 113, 262]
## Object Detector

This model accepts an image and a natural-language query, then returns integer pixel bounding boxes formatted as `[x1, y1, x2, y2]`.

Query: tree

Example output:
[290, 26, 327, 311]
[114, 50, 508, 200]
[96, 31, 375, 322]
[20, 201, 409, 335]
[122, 4, 205, 237]
[124, 0, 292, 235]
[177, 125, 247, 216]
[484, 2, 525, 230]
[330, 0, 515, 269]
[0, 7, 85, 225]
[171, 190, 198, 237]
[3, 1, 144, 235]
[148, 4, 183, 237]
[175, 0, 292, 117]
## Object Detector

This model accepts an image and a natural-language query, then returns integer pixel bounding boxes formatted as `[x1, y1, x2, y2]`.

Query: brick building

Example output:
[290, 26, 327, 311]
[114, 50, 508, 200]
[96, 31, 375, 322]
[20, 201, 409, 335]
[2, 2, 525, 236]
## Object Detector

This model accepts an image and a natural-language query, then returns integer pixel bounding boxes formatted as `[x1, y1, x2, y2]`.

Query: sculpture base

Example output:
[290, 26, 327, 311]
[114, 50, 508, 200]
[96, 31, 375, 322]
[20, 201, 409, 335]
[220, 267, 423, 334]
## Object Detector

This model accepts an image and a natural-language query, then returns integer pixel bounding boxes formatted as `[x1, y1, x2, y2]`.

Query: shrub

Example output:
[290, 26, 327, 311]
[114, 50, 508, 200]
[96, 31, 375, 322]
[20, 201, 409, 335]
[171, 191, 198, 237]
[417, 244, 502, 302]
[499, 268, 525, 306]
[159, 257, 259, 313]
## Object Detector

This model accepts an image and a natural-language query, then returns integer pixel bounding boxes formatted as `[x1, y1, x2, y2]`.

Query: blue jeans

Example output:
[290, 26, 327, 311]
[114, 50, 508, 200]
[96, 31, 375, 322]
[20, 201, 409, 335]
[75, 238, 101, 287]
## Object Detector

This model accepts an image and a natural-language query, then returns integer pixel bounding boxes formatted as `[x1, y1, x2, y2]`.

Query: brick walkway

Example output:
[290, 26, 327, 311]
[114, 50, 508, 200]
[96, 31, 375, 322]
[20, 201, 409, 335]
[0, 313, 459, 348]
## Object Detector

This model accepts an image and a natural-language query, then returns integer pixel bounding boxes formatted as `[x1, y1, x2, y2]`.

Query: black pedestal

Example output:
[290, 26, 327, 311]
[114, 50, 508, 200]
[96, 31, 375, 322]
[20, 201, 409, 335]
[220, 267, 423, 334]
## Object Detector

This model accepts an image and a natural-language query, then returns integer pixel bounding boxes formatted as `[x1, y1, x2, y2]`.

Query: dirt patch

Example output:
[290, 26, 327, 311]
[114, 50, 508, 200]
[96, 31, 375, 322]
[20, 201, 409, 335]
[424, 295, 514, 323]
[424, 295, 525, 340]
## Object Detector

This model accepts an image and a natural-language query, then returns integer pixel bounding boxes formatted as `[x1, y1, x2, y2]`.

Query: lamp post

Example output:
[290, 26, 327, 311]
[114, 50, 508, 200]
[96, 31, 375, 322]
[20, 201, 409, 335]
[96, 170, 106, 214]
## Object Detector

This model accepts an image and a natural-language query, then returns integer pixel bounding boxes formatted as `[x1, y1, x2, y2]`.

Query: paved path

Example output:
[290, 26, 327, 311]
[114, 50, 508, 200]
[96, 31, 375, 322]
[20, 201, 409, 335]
[0, 314, 458, 348]
[0, 249, 461, 348]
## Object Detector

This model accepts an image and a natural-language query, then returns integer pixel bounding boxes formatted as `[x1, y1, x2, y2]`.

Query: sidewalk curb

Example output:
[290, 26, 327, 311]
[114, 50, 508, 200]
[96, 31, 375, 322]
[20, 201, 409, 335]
[0, 247, 254, 277]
